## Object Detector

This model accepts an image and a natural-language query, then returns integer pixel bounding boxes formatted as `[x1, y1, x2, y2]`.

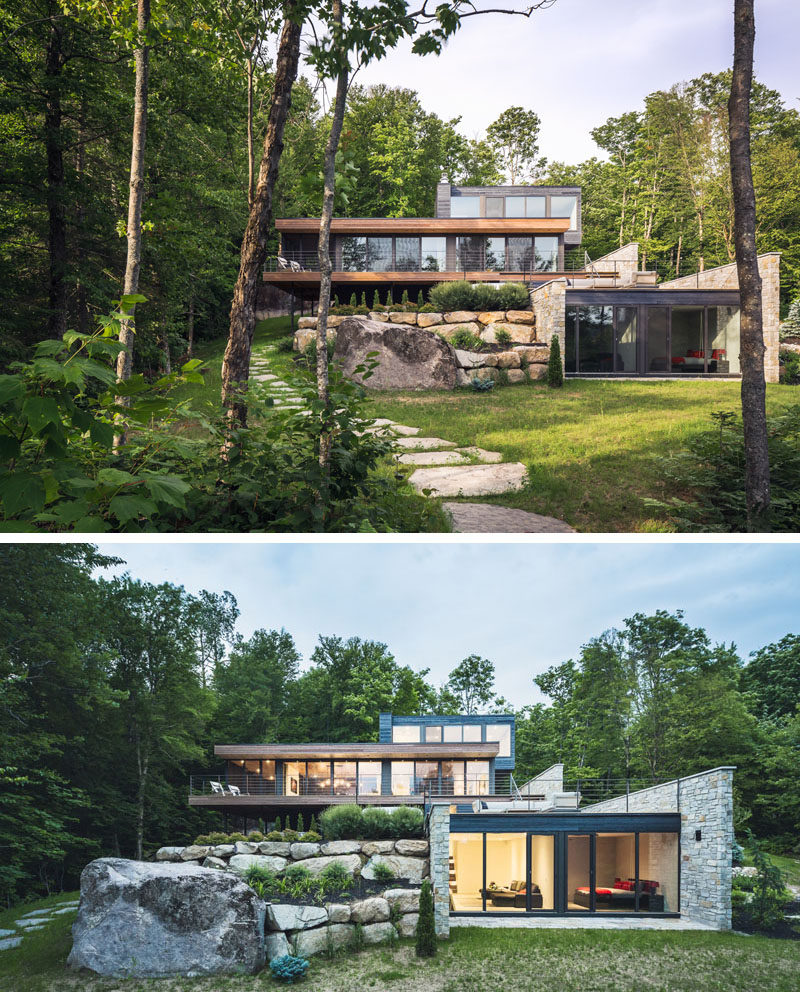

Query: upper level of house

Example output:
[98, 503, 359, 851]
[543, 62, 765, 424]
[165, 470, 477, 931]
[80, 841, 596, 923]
[265, 184, 584, 291]
[188, 711, 516, 811]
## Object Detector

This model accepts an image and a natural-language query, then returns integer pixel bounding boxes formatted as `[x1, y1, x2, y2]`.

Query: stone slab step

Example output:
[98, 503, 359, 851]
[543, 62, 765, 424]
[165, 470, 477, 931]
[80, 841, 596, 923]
[398, 451, 472, 467]
[394, 437, 457, 451]
[20, 910, 51, 918]
[0, 929, 16, 938]
[0, 937, 23, 950]
[444, 502, 575, 533]
[409, 463, 527, 497]
[390, 425, 421, 436]
[53, 907, 78, 915]
[455, 447, 503, 463]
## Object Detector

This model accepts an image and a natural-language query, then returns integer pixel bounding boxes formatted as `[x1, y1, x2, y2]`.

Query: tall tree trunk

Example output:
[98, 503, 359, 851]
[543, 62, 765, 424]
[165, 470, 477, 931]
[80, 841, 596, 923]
[186, 293, 195, 357]
[75, 93, 88, 334]
[135, 735, 149, 861]
[247, 55, 255, 209]
[315, 14, 348, 485]
[114, 0, 150, 447]
[221, 11, 302, 428]
[729, 0, 770, 526]
[44, 8, 66, 340]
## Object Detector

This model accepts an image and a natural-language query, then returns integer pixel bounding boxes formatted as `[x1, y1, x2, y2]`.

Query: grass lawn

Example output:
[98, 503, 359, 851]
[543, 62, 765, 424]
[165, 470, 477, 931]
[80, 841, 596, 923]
[366, 380, 799, 532]
[4, 896, 800, 992]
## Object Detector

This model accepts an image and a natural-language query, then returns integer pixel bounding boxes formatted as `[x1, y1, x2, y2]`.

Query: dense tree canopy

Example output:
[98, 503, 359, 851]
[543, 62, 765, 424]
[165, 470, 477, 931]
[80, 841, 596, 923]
[2, 545, 797, 904]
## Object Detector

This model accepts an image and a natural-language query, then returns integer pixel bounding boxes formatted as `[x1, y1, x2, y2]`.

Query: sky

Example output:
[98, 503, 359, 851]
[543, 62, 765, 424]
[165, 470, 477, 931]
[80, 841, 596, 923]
[98, 542, 800, 706]
[325, 0, 800, 165]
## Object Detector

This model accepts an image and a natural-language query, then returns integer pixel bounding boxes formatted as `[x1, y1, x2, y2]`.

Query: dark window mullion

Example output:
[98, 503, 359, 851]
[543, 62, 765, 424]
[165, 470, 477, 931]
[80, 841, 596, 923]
[635, 833, 640, 912]
[482, 833, 487, 913]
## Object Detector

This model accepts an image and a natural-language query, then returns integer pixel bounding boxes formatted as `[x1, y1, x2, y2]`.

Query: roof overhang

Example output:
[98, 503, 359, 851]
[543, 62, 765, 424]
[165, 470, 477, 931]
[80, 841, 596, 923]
[216, 743, 500, 760]
[276, 218, 570, 236]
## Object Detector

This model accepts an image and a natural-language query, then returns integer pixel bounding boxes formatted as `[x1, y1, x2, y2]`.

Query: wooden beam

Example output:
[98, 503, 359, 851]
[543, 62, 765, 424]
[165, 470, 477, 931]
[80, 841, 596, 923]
[215, 742, 499, 760]
[276, 217, 570, 235]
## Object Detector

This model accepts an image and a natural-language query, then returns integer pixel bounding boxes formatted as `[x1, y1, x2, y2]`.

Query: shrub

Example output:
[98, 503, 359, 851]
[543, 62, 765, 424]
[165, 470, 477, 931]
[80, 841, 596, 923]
[386, 289, 394, 307]
[349, 292, 357, 306]
[401, 290, 410, 305]
[296, 813, 305, 833]
[419, 303, 438, 313]
[415, 879, 437, 957]
[227, 832, 247, 842]
[299, 830, 321, 843]
[320, 804, 364, 840]
[319, 860, 353, 893]
[372, 290, 381, 310]
[780, 298, 800, 338]
[299, 336, 335, 373]
[270, 954, 309, 984]
[247, 830, 264, 842]
[429, 281, 476, 312]
[200, 831, 230, 845]
[780, 348, 800, 384]
[417, 290, 424, 307]
[547, 335, 563, 387]
[283, 828, 299, 842]
[361, 806, 392, 839]
[372, 861, 396, 883]
[470, 375, 494, 392]
[309, 814, 319, 834]
[274, 817, 282, 832]
[646, 408, 800, 531]
[449, 328, 485, 351]
[494, 326, 512, 347]
[498, 282, 530, 309]
[265, 830, 283, 841]
[360, 292, 367, 308]
[276, 334, 296, 353]
[389, 806, 424, 838]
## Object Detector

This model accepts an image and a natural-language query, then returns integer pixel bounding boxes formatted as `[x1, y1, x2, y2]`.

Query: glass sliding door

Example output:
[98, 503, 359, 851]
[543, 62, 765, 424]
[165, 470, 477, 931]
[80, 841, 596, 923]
[449, 833, 484, 912]
[639, 833, 679, 912]
[579, 306, 614, 373]
[671, 306, 705, 372]
[708, 306, 740, 374]
[395, 237, 420, 271]
[595, 833, 637, 912]
[615, 307, 637, 373]
[421, 237, 446, 271]
[567, 835, 592, 911]
[565, 306, 578, 373]
[645, 306, 669, 373]
[529, 834, 555, 910]
[485, 834, 527, 912]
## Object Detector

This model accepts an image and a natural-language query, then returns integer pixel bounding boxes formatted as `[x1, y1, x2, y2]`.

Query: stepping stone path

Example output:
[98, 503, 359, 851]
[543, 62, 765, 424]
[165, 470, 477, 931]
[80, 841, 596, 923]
[249, 344, 305, 410]
[371, 419, 575, 532]
[0, 899, 78, 952]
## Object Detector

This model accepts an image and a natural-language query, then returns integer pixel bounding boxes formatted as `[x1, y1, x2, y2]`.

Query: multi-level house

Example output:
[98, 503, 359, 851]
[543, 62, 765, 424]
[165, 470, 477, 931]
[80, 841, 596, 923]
[264, 183, 781, 382]
[191, 711, 734, 929]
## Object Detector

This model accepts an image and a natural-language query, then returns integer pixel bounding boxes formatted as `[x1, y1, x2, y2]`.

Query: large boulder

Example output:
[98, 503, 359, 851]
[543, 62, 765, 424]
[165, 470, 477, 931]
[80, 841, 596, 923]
[293, 923, 354, 957]
[384, 888, 421, 913]
[320, 840, 362, 856]
[67, 858, 265, 978]
[155, 847, 184, 862]
[298, 854, 362, 878]
[267, 904, 327, 932]
[228, 854, 288, 875]
[350, 897, 389, 924]
[361, 855, 427, 883]
[289, 842, 320, 860]
[333, 318, 458, 390]
[394, 840, 428, 857]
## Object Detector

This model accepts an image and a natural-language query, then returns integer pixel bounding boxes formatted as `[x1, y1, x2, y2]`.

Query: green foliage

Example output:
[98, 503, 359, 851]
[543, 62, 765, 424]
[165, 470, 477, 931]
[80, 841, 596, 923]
[371, 861, 396, 882]
[779, 349, 800, 384]
[274, 816, 282, 833]
[276, 335, 296, 354]
[429, 281, 530, 313]
[493, 327, 512, 347]
[320, 804, 364, 840]
[361, 806, 392, 839]
[247, 831, 264, 842]
[733, 831, 790, 930]
[350, 293, 357, 306]
[781, 299, 800, 338]
[309, 814, 319, 834]
[296, 813, 305, 833]
[547, 336, 564, 388]
[226, 832, 248, 843]
[283, 828, 299, 842]
[417, 291, 424, 307]
[319, 859, 353, 891]
[469, 375, 494, 392]
[486, 106, 543, 184]
[265, 830, 283, 841]
[646, 409, 800, 531]
[448, 329, 485, 352]
[300, 830, 321, 843]
[372, 290, 382, 310]
[415, 879, 437, 957]
[429, 281, 476, 312]
[401, 290, 410, 306]
[419, 303, 439, 313]
[269, 954, 309, 984]
[319, 803, 423, 841]
[386, 289, 394, 307]
[360, 293, 367, 308]
[388, 806, 423, 838]
[447, 655, 497, 714]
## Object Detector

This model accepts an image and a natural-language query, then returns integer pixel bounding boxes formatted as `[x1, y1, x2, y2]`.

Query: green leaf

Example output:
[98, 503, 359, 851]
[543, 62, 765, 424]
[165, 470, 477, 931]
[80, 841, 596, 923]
[120, 293, 147, 308]
[0, 375, 24, 406]
[96, 467, 138, 487]
[22, 396, 62, 433]
[89, 420, 115, 448]
[0, 436, 21, 461]
[143, 474, 190, 508]
[0, 472, 46, 517]
[109, 493, 156, 524]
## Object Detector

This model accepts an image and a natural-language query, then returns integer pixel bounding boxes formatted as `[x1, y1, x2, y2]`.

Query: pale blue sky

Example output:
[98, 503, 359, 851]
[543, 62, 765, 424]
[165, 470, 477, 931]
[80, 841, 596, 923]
[99, 543, 800, 705]
[339, 0, 799, 165]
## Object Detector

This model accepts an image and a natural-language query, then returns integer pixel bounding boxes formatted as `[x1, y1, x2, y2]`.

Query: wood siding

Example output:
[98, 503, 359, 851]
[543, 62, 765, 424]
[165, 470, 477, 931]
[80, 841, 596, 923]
[276, 217, 570, 235]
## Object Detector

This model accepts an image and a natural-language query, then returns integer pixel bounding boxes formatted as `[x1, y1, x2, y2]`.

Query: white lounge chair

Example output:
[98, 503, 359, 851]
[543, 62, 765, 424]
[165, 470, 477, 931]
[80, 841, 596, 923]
[228, 784, 242, 796]
[289, 259, 302, 272]
[210, 780, 225, 795]
[277, 256, 290, 270]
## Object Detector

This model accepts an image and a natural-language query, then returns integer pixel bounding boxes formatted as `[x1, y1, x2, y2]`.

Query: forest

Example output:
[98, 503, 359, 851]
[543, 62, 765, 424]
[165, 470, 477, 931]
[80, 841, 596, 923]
[2, 1, 799, 373]
[2, 544, 798, 905]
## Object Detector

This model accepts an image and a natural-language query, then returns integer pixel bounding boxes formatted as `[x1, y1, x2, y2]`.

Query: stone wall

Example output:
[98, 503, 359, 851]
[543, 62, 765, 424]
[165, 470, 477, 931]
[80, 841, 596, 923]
[427, 805, 451, 938]
[529, 279, 567, 368]
[293, 310, 551, 387]
[659, 253, 781, 384]
[155, 837, 429, 959]
[583, 767, 735, 928]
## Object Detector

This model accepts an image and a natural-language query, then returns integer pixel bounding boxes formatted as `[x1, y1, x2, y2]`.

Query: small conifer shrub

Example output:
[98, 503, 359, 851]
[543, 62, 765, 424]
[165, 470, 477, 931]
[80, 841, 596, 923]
[270, 954, 309, 983]
[547, 335, 564, 388]
[415, 879, 437, 957]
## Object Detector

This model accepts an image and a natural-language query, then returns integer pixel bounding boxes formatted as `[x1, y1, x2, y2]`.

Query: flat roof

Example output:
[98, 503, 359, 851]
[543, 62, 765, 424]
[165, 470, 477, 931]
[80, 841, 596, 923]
[216, 742, 500, 760]
[276, 217, 571, 236]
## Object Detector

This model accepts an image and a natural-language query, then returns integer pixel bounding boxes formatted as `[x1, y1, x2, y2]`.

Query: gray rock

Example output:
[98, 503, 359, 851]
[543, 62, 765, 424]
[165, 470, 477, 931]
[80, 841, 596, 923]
[361, 841, 395, 857]
[293, 923, 354, 957]
[53, 907, 77, 915]
[320, 840, 362, 856]
[0, 937, 23, 950]
[202, 857, 228, 869]
[265, 932, 290, 961]
[515, 345, 549, 364]
[20, 909, 51, 918]
[333, 318, 458, 390]
[396, 913, 419, 937]
[394, 840, 428, 856]
[454, 349, 486, 369]
[297, 854, 362, 878]
[444, 501, 575, 534]
[388, 311, 418, 325]
[228, 854, 288, 876]
[267, 904, 327, 932]
[444, 311, 479, 323]
[362, 855, 427, 884]
[16, 918, 48, 928]
[233, 841, 259, 855]
[155, 846, 184, 862]
[211, 844, 235, 858]
[181, 845, 211, 861]
[67, 858, 266, 977]
[258, 841, 291, 857]
[289, 842, 320, 860]
[408, 463, 528, 498]
[0, 929, 16, 937]
[397, 450, 471, 466]
[494, 350, 521, 369]
[362, 922, 397, 945]
[384, 888, 422, 913]
[455, 446, 503, 464]
[417, 313, 443, 328]
[394, 436, 457, 451]
[507, 368, 527, 383]
[527, 363, 548, 381]
[350, 897, 390, 924]
[325, 903, 351, 923]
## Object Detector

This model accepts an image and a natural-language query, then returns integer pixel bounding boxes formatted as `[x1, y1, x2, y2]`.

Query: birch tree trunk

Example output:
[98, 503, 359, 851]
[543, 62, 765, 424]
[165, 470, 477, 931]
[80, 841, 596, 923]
[247, 54, 255, 209]
[729, 0, 770, 526]
[114, 0, 150, 447]
[221, 10, 302, 427]
[45, 6, 66, 341]
[135, 735, 149, 862]
[315, 15, 349, 482]
[186, 293, 195, 356]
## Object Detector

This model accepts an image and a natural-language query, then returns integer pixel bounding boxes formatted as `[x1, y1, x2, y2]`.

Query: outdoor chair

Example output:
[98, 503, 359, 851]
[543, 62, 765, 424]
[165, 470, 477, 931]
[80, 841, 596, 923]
[228, 784, 242, 796]
[277, 256, 290, 270]
[209, 780, 225, 795]
[289, 259, 303, 272]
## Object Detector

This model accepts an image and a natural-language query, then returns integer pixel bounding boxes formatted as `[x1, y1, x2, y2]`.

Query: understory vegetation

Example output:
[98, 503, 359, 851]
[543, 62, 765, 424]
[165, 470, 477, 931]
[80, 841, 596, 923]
[319, 805, 423, 841]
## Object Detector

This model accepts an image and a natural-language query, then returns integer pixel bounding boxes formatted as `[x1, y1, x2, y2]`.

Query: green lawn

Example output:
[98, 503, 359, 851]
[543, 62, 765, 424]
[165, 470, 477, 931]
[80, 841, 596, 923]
[3, 894, 799, 992]
[366, 380, 798, 532]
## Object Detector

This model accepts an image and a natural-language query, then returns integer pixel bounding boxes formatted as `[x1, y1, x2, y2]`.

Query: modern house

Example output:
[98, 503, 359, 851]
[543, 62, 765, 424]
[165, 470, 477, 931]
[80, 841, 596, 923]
[265, 183, 781, 382]
[191, 712, 734, 930]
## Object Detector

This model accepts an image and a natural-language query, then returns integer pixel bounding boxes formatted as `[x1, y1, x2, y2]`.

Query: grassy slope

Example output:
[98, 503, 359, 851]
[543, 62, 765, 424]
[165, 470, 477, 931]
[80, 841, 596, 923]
[366, 380, 798, 532]
[4, 901, 800, 992]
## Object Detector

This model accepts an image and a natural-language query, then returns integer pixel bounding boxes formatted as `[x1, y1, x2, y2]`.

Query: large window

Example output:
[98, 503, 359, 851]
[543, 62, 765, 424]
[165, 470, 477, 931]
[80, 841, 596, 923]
[450, 833, 555, 913]
[415, 761, 439, 793]
[526, 196, 547, 217]
[567, 834, 591, 911]
[565, 306, 577, 373]
[579, 306, 614, 373]
[443, 724, 463, 743]
[441, 760, 465, 795]
[505, 197, 525, 217]
[485, 237, 506, 271]
[671, 306, 705, 373]
[507, 237, 533, 271]
[421, 237, 446, 271]
[708, 306, 741, 374]
[534, 236, 559, 272]
[486, 724, 511, 758]
[333, 761, 356, 795]
[367, 237, 392, 272]
[616, 307, 637, 373]
[457, 236, 486, 270]
[463, 725, 482, 743]
[340, 236, 366, 271]
[595, 833, 636, 912]
[639, 833, 679, 913]
[284, 761, 305, 796]
[451, 195, 480, 217]
[466, 760, 490, 795]
[550, 194, 578, 229]
[391, 760, 414, 796]
[646, 307, 669, 372]
[392, 725, 420, 743]
[425, 725, 442, 742]
[395, 237, 420, 271]
[449, 833, 484, 912]
[486, 196, 504, 218]
[358, 761, 382, 796]
[307, 761, 330, 795]
[485, 834, 527, 912]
